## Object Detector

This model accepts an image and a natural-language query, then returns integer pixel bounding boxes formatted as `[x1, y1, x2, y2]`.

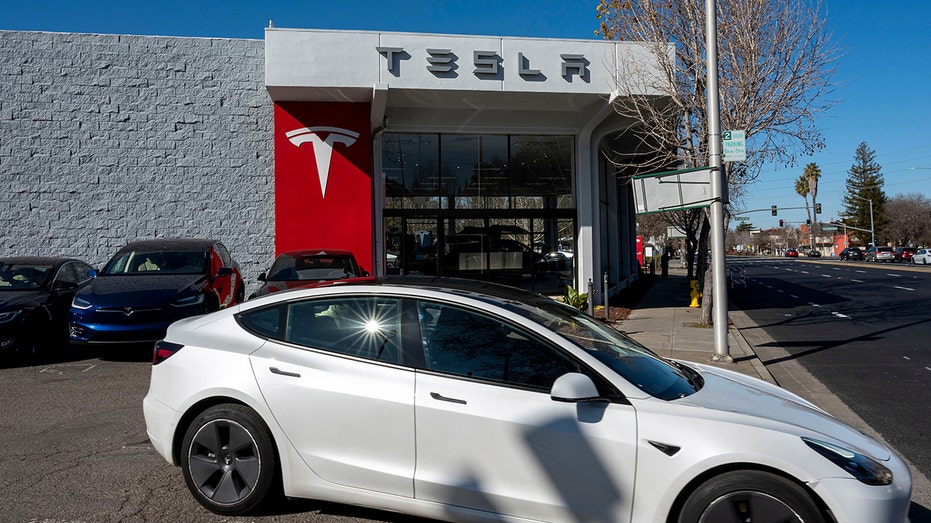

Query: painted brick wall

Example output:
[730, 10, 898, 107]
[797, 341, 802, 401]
[0, 30, 274, 292]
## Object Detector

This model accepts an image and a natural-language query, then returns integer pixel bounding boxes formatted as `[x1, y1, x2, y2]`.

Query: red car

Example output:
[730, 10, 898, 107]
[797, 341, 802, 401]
[894, 247, 916, 262]
[785, 248, 799, 257]
[250, 249, 369, 299]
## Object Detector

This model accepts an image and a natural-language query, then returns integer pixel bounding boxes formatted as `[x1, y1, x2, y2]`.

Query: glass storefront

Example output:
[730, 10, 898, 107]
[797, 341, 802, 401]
[382, 133, 575, 294]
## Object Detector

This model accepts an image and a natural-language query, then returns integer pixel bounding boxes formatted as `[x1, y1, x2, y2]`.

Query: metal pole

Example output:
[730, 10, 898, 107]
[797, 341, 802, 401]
[603, 272, 610, 321]
[869, 199, 875, 247]
[706, 0, 731, 361]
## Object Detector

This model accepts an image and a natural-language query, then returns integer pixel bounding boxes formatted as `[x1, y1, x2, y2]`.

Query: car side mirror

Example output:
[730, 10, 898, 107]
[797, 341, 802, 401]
[551, 373, 604, 403]
[88, 269, 98, 278]
[217, 267, 234, 277]
[257, 272, 267, 282]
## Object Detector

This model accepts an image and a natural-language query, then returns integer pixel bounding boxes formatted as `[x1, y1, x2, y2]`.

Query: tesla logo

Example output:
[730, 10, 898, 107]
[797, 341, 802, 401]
[122, 307, 134, 316]
[286, 127, 359, 198]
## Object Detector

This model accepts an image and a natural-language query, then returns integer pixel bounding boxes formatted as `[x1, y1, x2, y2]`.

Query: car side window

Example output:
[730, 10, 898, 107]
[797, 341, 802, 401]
[215, 243, 232, 267]
[286, 297, 401, 363]
[418, 302, 579, 390]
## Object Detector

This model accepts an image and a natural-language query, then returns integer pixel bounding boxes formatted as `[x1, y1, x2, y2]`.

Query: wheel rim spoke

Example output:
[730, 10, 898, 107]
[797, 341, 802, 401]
[188, 418, 260, 505]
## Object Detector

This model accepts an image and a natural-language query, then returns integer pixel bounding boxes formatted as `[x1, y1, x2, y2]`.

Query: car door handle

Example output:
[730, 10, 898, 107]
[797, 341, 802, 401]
[430, 392, 467, 405]
[269, 367, 301, 378]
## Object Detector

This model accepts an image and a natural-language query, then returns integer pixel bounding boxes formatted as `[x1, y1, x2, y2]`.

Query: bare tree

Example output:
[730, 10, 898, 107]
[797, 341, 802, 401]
[597, 0, 839, 324]
[883, 193, 931, 247]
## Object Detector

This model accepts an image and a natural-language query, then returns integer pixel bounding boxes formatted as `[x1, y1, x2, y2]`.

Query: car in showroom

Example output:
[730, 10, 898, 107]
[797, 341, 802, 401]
[69, 239, 244, 345]
[839, 247, 864, 261]
[913, 248, 931, 265]
[143, 277, 911, 522]
[0, 257, 93, 357]
[249, 248, 367, 299]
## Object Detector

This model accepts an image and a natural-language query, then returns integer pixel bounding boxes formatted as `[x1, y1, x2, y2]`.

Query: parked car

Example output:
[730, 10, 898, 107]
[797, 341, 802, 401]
[839, 247, 864, 261]
[0, 257, 93, 356]
[250, 248, 368, 299]
[144, 277, 911, 522]
[894, 246, 916, 262]
[865, 245, 895, 262]
[913, 248, 931, 265]
[784, 248, 799, 257]
[69, 239, 244, 345]
[807, 250, 822, 257]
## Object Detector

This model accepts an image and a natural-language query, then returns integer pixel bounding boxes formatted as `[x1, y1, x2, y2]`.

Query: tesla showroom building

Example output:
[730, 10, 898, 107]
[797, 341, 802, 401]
[2, 27, 665, 297]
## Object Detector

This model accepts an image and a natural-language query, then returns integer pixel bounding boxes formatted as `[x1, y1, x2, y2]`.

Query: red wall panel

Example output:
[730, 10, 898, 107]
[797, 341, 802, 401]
[273, 102, 374, 272]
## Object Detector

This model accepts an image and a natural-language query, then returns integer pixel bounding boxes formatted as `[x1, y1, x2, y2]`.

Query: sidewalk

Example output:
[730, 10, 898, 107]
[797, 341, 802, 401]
[615, 266, 775, 384]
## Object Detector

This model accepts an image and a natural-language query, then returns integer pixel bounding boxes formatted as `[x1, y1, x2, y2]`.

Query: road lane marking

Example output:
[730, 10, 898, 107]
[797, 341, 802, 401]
[851, 279, 864, 283]
[808, 302, 821, 307]
[790, 294, 799, 299]
[892, 286, 915, 291]
[831, 312, 850, 319]
[886, 274, 901, 278]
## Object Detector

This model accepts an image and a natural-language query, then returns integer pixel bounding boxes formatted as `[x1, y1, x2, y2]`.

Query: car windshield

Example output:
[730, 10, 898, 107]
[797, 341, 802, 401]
[267, 254, 358, 281]
[102, 250, 208, 275]
[0, 263, 52, 290]
[491, 296, 699, 400]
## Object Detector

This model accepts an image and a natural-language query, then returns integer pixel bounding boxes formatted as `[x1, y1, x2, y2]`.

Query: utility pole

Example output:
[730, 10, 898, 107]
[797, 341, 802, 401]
[706, 0, 730, 362]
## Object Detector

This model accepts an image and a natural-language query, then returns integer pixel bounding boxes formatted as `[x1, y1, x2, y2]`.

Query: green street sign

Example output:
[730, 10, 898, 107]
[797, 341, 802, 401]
[734, 216, 750, 221]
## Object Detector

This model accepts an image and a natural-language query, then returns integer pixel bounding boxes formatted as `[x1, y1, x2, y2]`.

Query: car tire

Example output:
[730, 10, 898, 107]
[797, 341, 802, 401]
[180, 404, 279, 516]
[677, 470, 825, 523]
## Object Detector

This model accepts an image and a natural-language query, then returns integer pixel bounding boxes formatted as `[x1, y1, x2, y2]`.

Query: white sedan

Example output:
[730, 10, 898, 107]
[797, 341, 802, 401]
[913, 248, 931, 265]
[143, 277, 912, 522]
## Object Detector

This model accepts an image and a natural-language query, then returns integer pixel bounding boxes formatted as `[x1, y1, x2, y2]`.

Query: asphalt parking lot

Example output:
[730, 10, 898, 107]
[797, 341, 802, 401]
[0, 346, 429, 523]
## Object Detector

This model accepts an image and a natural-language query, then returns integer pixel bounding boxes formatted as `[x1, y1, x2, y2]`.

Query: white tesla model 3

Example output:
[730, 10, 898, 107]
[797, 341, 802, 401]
[143, 277, 912, 522]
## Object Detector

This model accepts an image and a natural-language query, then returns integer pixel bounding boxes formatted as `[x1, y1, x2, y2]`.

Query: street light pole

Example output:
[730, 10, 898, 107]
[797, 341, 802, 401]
[705, 0, 730, 362]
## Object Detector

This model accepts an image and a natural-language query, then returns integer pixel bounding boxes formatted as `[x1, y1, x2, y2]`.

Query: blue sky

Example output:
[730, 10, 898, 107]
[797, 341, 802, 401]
[4, 0, 930, 229]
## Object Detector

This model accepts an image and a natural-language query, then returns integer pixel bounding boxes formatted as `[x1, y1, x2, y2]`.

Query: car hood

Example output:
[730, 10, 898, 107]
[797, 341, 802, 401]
[0, 290, 44, 310]
[676, 361, 891, 461]
[78, 274, 207, 308]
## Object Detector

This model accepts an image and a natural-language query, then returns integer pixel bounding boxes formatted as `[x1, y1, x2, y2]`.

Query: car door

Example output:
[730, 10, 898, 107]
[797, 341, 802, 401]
[412, 301, 638, 522]
[247, 295, 416, 497]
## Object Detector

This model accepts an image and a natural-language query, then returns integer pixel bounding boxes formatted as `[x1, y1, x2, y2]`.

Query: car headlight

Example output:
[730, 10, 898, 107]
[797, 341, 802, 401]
[71, 296, 93, 310]
[171, 293, 205, 308]
[0, 310, 21, 323]
[803, 437, 893, 485]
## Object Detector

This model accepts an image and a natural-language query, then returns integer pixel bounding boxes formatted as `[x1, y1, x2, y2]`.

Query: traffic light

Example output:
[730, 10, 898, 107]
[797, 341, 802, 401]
[771, 205, 777, 216]
[779, 219, 784, 227]
[806, 219, 811, 226]
[815, 203, 822, 214]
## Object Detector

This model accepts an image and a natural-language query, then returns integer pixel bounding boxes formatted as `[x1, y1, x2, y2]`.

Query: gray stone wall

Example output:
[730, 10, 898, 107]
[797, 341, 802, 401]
[0, 30, 274, 291]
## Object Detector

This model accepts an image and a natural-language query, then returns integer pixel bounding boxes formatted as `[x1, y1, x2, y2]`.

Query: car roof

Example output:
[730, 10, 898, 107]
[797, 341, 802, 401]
[278, 248, 355, 258]
[114, 238, 217, 254]
[0, 256, 83, 266]
[250, 275, 557, 309]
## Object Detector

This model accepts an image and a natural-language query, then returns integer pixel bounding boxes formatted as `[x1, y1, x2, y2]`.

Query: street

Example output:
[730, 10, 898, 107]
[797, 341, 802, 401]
[729, 257, 931, 483]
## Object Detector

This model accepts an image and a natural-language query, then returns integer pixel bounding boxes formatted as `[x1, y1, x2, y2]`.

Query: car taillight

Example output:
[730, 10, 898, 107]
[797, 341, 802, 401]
[153, 340, 184, 364]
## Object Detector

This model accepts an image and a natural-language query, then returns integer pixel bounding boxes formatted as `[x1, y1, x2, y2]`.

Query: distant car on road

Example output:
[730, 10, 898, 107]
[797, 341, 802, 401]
[0, 257, 93, 357]
[69, 239, 244, 345]
[784, 248, 799, 257]
[807, 250, 822, 258]
[250, 249, 368, 299]
[913, 248, 931, 265]
[839, 247, 864, 261]
[894, 247, 916, 262]
[865, 245, 895, 262]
